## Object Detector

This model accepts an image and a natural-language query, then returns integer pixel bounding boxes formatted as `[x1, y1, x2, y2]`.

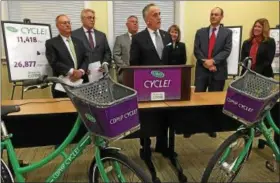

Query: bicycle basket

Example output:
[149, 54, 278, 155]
[223, 70, 279, 126]
[63, 76, 140, 140]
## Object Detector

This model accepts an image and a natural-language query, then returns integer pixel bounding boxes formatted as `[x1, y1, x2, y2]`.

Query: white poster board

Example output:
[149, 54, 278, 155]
[1, 21, 53, 82]
[270, 28, 279, 74]
[225, 26, 242, 76]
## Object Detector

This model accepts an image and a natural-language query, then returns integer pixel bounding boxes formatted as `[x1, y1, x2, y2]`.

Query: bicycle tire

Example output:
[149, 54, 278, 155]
[201, 131, 250, 183]
[1, 159, 14, 183]
[89, 149, 151, 183]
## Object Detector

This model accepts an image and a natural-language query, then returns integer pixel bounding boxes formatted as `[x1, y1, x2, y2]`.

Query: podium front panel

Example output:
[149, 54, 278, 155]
[134, 68, 181, 101]
[122, 65, 192, 102]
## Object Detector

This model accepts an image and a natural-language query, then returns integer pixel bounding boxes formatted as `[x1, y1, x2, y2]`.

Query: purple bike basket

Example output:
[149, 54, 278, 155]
[223, 69, 279, 126]
[223, 87, 265, 124]
[64, 76, 140, 140]
[72, 96, 139, 138]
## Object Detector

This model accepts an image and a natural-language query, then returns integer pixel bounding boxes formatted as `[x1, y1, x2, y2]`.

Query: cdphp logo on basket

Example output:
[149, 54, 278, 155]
[109, 108, 138, 125]
[85, 113, 96, 123]
[226, 97, 254, 112]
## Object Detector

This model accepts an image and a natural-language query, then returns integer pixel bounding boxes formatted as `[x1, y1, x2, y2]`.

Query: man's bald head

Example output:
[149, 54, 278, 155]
[209, 7, 224, 27]
[55, 14, 71, 37]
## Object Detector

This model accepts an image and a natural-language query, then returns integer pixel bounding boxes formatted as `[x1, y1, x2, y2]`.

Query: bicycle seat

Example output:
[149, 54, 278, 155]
[1, 105, 20, 116]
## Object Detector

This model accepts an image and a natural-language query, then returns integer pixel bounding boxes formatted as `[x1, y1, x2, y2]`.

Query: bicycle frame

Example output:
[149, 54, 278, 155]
[1, 115, 126, 182]
[219, 111, 280, 173]
[1, 116, 91, 182]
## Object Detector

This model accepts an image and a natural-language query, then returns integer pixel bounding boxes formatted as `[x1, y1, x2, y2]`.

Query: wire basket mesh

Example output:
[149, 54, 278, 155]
[231, 71, 279, 99]
[63, 76, 140, 140]
[69, 77, 135, 107]
[223, 69, 279, 126]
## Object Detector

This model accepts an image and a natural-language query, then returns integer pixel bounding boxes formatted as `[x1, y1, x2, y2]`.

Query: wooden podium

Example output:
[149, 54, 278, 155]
[121, 65, 193, 101]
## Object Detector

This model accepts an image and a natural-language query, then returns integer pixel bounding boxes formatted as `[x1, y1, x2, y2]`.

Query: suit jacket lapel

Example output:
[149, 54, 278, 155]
[159, 30, 169, 46]
[94, 30, 100, 49]
[57, 36, 74, 64]
[71, 37, 80, 66]
[213, 27, 224, 55]
[145, 28, 158, 56]
[124, 33, 131, 51]
[80, 27, 91, 50]
[205, 27, 210, 52]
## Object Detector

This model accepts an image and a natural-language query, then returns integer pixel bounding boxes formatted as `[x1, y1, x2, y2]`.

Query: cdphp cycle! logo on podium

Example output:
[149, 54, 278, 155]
[134, 68, 182, 101]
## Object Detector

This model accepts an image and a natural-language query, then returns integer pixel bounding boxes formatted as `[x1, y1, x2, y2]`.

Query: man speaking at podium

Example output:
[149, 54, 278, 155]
[130, 3, 172, 158]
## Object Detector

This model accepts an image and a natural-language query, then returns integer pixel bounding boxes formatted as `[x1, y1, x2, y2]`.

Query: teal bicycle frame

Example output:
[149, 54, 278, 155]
[219, 111, 280, 173]
[1, 116, 123, 182]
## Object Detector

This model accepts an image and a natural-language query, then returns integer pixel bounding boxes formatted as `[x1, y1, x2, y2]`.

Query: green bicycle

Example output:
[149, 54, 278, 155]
[1, 63, 151, 183]
[201, 57, 280, 182]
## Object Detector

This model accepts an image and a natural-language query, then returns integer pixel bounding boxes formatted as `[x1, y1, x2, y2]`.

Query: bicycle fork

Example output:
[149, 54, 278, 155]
[220, 128, 254, 176]
[94, 137, 126, 182]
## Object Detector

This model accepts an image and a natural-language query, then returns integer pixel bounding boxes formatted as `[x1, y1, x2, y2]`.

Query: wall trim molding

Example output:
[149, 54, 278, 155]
[178, 1, 185, 41]
[84, 1, 90, 8]
[107, 1, 114, 51]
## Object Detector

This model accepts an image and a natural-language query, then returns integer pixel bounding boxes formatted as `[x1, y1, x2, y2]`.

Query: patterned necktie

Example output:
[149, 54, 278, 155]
[208, 27, 217, 59]
[87, 30, 95, 49]
[154, 31, 164, 59]
[66, 38, 78, 69]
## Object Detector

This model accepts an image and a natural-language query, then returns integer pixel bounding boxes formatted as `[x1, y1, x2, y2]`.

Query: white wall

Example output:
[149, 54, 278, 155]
[1, 1, 8, 59]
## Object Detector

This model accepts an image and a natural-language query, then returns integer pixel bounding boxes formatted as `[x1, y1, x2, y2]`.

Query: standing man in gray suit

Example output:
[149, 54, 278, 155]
[72, 9, 112, 68]
[192, 7, 232, 138]
[113, 15, 139, 83]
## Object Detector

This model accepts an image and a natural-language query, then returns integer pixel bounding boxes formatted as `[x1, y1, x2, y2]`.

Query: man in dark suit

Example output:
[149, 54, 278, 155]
[130, 4, 171, 66]
[72, 9, 111, 65]
[192, 7, 232, 138]
[130, 3, 172, 158]
[45, 14, 89, 98]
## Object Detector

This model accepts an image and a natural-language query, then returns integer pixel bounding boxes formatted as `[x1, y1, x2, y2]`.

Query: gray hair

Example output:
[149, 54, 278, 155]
[142, 3, 156, 21]
[81, 9, 95, 20]
[127, 15, 138, 22]
[55, 14, 67, 23]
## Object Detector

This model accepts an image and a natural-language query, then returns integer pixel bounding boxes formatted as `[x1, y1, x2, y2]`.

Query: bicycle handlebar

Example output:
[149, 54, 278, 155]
[239, 57, 252, 71]
[23, 62, 110, 92]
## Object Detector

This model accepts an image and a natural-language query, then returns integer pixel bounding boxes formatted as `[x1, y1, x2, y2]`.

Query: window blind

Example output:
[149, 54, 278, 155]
[7, 1, 84, 37]
[113, 1, 175, 38]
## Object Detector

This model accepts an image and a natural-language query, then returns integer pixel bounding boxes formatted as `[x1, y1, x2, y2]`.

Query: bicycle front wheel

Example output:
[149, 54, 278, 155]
[89, 149, 151, 183]
[201, 131, 251, 183]
[1, 159, 14, 183]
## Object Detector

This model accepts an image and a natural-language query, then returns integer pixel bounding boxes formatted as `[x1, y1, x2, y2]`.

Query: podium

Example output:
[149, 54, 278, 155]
[122, 64, 194, 182]
[122, 65, 193, 101]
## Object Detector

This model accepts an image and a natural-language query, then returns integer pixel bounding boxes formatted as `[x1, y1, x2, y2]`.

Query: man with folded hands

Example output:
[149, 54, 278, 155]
[45, 14, 89, 98]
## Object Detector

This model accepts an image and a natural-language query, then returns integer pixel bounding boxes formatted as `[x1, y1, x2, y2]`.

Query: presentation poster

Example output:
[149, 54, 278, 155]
[270, 28, 279, 74]
[226, 26, 242, 76]
[1, 21, 52, 82]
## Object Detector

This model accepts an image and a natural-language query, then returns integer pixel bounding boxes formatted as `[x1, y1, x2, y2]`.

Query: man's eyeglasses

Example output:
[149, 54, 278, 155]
[60, 21, 71, 25]
[84, 16, 95, 20]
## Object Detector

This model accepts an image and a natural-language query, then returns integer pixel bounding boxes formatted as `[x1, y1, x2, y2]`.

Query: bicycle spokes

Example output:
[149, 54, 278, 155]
[211, 138, 247, 182]
[97, 160, 143, 182]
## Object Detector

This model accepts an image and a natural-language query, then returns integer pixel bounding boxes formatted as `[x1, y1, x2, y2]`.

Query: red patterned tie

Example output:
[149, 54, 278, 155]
[208, 28, 216, 59]
[87, 30, 94, 49]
